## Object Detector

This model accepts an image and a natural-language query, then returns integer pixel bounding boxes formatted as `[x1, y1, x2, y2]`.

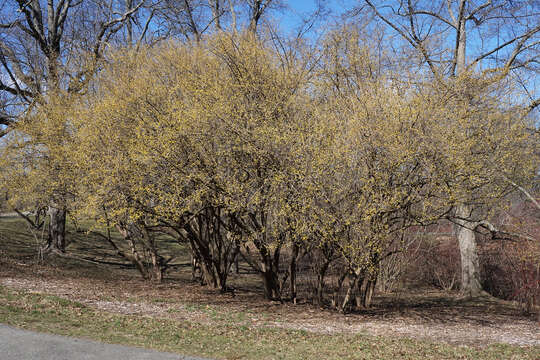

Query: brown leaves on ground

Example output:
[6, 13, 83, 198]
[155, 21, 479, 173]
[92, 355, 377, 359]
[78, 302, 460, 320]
[0, 255, 538, 348]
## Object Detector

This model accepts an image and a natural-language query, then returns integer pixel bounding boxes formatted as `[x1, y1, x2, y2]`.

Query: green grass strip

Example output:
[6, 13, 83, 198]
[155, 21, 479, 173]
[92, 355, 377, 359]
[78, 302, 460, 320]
[0, 286, 538, 360]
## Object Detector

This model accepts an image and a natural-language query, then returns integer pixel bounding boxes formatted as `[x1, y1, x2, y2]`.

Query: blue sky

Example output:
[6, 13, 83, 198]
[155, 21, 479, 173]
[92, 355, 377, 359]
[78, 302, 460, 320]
[276, 0, 358, 35]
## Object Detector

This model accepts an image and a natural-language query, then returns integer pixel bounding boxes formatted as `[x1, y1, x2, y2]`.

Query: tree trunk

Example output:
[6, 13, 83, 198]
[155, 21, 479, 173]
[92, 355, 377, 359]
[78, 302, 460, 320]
[150, 251, 163, 283]
[191, 253, 201, 281]
[115, 224, 151, 280]
[262, 270, 281, 300]
[211, 0, 222, 30]
[125, 0, 134, 45]
[316, 260, 331, 305]
[46, 206, 66, 252]
[261, 256, 281, 300]
[455, 204, 483, 297]
[454, 21, 483, 297]
[286, 243, 299, 303]
[456, 15, 467, 75]
[234, 252, 239, 274]
[127, 236, 150, 280]
[332, 269, 348, 310]
[357, 277, 376, 308]
[340, 272, 360, 313]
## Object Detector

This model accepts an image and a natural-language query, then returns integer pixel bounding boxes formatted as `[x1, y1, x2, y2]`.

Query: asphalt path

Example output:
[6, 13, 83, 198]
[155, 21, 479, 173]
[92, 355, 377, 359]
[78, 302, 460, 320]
[0, 324, 211, 360]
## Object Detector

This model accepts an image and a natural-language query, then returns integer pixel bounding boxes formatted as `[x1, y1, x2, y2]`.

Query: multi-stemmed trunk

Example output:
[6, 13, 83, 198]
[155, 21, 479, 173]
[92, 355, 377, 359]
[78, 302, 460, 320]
[184, 208, 240, 292]
[112, 222, 167, 283]
[250, 238, 282, 301]
[357, 277, 376, 309]
[312, 243, 336, 306]
[238, 210, 284, 301]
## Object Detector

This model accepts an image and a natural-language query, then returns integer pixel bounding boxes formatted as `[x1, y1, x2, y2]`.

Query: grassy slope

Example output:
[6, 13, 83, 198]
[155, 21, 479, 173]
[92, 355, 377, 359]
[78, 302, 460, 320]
[1, 286, 538, 360]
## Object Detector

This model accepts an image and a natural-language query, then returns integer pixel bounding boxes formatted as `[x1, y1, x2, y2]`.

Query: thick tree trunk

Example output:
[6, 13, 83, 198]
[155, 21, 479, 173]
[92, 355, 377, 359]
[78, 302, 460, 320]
[46, 206, 66, 252]
[455, 204, 483, 297]
[250, 223, 283, 301]
[234, 252, 239, 274]
[261, 256, 281, 300]
[454, 23, 484, 297]
[241, 242, 282, 300]
[262, 272, 280, 299]
[200, 260, 219, 288]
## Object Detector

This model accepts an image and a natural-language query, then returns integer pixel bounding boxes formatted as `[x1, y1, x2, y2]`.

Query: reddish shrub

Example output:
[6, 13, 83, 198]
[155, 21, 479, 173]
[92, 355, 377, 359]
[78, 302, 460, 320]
[406, 235, 461, 291]
[480, 238, 539, 312]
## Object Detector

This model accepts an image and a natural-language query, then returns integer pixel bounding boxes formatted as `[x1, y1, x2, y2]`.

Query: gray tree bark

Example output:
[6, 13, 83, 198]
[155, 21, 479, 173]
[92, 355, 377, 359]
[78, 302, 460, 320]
[452, 8, 484, 298]
[455, 204, 483, 297]
[46, 206, 66, 253]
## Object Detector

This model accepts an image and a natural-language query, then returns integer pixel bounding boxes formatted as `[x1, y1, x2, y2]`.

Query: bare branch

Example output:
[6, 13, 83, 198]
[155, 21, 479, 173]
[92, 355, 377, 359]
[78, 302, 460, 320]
[229, 0, 237, 33]
[503, 176, 540, 211]
[0, 113, 15, 137]
[0, 20, 21, 29]
[402, 10, 456, 29]
[526, 97, 540, 114]
[16, 0, 48, 55]
[465, 0, 492, 21]
[450, 216, 537, 243]
[504, 24, 540, 70]
[0, 53, 34, 101]
[0, 80, 33, 98]
[210, 0, 223, 30]
[468, 36, 522, 69]
[135, 10, 155, 52]
[364, 0, 441, 79]
[476, 220, 537, 242]
[93, 0, 144, 58]
[447, 0, 456, 25]
[17, 209, 41, 229]
[54, 0, 72, 44]
[183, 0, 201, 42]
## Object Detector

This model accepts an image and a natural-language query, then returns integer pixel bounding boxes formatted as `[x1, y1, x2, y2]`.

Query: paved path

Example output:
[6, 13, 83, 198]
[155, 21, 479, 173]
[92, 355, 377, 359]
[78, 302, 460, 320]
[0, 324, 210, 360]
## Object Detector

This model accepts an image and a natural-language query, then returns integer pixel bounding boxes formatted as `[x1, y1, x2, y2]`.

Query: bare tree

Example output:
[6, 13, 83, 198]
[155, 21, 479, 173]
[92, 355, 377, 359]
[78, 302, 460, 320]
[246, 0, 273, 32]
[148, 0, 220, 42]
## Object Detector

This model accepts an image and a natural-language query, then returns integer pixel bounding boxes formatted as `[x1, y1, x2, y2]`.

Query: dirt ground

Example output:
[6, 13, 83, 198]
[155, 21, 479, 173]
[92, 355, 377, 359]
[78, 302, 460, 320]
[0, 253, 538, 348]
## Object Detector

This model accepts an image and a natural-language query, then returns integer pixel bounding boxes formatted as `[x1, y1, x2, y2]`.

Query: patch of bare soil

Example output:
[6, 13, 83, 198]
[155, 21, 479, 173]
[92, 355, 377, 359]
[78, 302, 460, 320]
[0, 256, 538, 348]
